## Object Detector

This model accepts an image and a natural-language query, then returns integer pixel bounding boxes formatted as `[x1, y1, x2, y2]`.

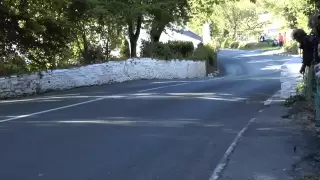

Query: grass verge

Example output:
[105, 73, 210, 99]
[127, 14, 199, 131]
[239, 41, 281, 51]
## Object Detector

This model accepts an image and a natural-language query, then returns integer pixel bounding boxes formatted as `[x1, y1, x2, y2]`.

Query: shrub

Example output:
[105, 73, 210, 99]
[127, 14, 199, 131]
[151, 42, 173, 60]
[140, 40, 194, 60]
[140, 40, 173, 60]
[81, 45, 105, 64]
[242, 42, 257, 49]
[221, 38, 233, 48]
[139, 40, 216, 69]
[167, 41, 194, 58]
[207, 40, 221, 49]
[230, 41, 240, 48]
[0, 54, 29, 77]
[140, 40, 151, 57]
[120, 39, 130, 58]
[284, 41, 299, 54]
[190, 45, 217, 65]
[238, 41, 247, 49]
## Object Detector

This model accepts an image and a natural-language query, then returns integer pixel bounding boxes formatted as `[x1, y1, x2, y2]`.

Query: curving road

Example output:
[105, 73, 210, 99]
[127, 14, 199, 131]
[0, 49, 290, 180]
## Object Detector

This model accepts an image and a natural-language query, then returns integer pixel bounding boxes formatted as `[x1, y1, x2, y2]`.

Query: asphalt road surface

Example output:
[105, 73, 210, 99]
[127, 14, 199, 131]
[0, 49, 291, 180]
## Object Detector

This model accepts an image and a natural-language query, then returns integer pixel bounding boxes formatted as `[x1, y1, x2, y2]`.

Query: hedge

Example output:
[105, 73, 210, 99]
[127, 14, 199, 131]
[140, 40, 217, 66]
[284, 41, 299, 54]
[140, 40, 195, 60]
[221, 38, 234, 48]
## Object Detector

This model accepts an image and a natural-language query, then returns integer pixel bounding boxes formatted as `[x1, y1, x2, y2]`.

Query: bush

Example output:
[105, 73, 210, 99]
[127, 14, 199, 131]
[230, 41, 240, 48]
[190, 45, 217, 65]
[208, 40, 221, 49]
[140, 40, 173, 60]
[221, 38, 234, 48]
[139, 40, 217, 68]
[140, 40, 194, 60]
[81, 45, 105, 64]
[151, 42, 173, 60]
[140, 40, 151, 57]
[120, 39, 130, 58]
[242, 42, 257, 49]
[0, 54, 29, 76]
[167, 41, 194, 58]
[284, 41, 299, 54]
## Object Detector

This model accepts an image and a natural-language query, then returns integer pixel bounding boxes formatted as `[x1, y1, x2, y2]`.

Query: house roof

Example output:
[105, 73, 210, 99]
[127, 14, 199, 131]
[182, 30, 203, 42]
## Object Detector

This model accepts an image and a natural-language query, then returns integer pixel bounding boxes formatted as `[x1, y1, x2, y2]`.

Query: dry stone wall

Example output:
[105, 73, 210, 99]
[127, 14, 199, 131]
[0, 58, 206, 99]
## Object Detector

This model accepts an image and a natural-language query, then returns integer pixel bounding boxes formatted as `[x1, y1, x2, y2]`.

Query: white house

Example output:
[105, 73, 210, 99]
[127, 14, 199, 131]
[135, 26, 203, 57]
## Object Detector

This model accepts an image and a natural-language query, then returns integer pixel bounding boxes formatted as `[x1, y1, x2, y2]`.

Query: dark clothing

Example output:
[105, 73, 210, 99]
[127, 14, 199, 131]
[300, 35, 320, 67]
[279, 42, 283, 47]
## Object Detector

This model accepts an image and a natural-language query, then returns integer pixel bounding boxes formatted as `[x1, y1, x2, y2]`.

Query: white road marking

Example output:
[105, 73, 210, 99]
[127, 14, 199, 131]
[0, 97, 107, 123]
[0, 82, 191, 123]
[209, 118, 256, 180]
[137, 83, 189, 92]
[264, 90, 281, 106]
[264, 99, 272, 106]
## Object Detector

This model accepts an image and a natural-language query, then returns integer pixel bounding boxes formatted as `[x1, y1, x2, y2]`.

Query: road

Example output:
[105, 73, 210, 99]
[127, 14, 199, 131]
[0, 49, 291, 180]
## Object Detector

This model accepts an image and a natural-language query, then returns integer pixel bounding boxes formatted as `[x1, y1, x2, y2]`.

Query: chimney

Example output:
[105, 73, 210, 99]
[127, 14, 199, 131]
[203, 22, 211, 44]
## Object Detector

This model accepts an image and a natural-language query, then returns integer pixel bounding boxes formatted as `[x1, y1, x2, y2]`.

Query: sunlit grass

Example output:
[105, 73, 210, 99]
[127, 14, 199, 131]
[239, 41, 281, 51]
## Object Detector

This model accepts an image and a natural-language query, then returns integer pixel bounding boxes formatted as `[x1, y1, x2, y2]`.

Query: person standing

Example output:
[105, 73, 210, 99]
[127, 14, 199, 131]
[278, 33, 284, 48]
[291, 29, 320, 74]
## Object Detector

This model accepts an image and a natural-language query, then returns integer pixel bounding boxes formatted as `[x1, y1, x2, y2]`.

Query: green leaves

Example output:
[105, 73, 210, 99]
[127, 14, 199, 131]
[189, 0, 266, 38]
[258, 0, 312, 29]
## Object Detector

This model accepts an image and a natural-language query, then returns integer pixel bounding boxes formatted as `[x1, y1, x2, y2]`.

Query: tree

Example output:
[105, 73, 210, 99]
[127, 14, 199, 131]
[105, 0, 146, 58]
[189, 0, 267, 40]
[0, 0, 73, 70]
[147, 0, 190, 42]
[221, 1, 267, 39]
[258, 0, 311, 29]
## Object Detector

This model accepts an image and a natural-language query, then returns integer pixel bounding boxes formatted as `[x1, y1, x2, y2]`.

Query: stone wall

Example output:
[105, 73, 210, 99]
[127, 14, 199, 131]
[280, 57, 303, 98]
[0, 58, 206, 99]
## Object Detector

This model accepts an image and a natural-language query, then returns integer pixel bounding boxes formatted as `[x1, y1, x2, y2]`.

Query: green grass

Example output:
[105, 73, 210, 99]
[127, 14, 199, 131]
[239, 41, 281, 51]
[283, 41, 299, 55]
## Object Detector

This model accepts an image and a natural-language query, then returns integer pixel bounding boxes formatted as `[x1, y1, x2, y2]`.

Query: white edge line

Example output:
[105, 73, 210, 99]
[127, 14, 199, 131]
[0, 82, 191, 123]
[209, 117, 256, 180]
[264, 90, 281, 106]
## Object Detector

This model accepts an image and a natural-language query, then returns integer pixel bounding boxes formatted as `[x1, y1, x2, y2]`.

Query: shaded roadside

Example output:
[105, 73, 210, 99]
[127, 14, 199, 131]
[220, 96, 320, 180]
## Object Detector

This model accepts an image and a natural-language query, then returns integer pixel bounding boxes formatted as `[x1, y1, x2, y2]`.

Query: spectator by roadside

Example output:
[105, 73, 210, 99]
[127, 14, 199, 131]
[278, 33, 284, 48]
[291, 29, 319, 74]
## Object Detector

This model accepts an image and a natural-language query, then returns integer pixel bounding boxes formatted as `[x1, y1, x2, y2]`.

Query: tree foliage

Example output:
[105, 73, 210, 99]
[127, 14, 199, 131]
[0, 0, 194, 75]
[189, 0, 267, 40]
[257, 0, 320, 31]
[4, 0, 290, 76]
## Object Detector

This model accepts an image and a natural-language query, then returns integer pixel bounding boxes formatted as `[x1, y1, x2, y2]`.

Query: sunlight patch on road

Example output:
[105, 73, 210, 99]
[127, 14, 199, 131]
[20, 117, 226, 128]
[260, 65, 282, 71]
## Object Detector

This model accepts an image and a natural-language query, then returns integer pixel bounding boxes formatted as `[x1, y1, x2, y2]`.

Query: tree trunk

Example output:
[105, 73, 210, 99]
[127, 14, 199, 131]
[232, 25, 238, 39]
[150, 22, 166, 43]
[150, 31, 161, 42]
[129, 39, 137, 58]
[127, 14, 142, 58]
[82, 32, 90, 64]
